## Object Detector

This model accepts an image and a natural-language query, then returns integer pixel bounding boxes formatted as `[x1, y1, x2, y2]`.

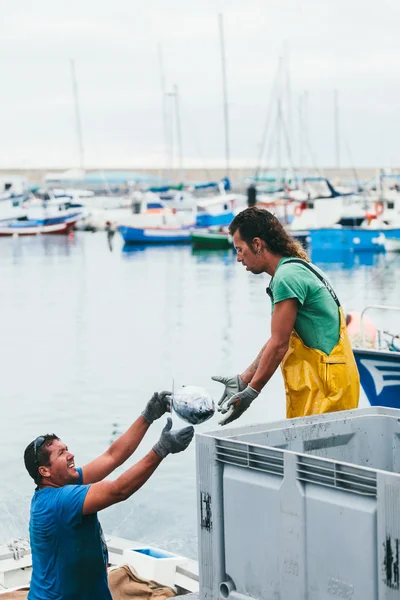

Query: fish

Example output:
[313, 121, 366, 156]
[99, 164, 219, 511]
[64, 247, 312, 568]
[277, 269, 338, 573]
[171, 385, 215, 425]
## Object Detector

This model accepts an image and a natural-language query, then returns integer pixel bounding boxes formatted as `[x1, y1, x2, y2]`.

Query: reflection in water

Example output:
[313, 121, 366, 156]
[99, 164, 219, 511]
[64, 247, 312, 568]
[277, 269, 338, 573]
[191, 247, 236, 266]
[311, 249, 381, 269]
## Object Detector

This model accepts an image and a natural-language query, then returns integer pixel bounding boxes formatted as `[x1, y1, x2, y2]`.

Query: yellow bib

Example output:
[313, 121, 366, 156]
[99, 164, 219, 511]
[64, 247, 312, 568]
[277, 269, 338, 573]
[281, 307, 360, 418]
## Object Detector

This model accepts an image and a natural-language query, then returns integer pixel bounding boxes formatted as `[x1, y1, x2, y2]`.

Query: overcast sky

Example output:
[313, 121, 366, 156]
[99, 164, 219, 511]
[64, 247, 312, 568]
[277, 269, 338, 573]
[1, 0, 400, 170]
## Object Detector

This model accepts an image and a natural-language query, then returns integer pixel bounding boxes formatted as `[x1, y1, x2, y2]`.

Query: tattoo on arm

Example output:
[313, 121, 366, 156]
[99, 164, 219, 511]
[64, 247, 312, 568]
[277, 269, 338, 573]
[241, 343, 268, 382]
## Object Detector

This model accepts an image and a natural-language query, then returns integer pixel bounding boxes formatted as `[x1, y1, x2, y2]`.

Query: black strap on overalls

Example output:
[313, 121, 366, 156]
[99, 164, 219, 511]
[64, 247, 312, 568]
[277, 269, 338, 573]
[266, 258, 341, 307]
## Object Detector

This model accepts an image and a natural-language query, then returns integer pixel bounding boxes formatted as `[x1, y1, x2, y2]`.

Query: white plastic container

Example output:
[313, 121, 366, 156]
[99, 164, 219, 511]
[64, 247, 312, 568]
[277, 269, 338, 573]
[122, 546, 187, 587]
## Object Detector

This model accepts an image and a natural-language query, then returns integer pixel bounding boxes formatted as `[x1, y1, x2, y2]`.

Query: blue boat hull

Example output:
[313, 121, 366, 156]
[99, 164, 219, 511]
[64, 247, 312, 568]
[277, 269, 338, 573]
[195, 212, 234, 228]
[310, 227, 387, 252]
[353, 348, 400, 408]
[119, 225, 192, 244]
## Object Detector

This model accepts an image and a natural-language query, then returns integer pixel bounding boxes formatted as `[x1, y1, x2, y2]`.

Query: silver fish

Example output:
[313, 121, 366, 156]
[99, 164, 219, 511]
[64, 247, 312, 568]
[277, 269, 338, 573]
[171, 385, 215, 425]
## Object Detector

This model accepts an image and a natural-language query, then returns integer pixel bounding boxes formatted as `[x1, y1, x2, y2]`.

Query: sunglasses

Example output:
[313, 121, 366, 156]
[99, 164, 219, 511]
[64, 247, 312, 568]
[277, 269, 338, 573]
[33, 435, 46, 471]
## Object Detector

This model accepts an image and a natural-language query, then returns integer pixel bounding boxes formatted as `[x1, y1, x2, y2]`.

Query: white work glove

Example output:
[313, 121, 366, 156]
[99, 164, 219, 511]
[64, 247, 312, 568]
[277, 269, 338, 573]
[218, 386, 259, 426]
[211, 374, 246, 413]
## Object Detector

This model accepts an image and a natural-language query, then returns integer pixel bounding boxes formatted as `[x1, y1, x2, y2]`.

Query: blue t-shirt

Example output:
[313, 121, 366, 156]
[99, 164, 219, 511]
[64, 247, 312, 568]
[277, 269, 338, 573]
[28, 468, 111, 600]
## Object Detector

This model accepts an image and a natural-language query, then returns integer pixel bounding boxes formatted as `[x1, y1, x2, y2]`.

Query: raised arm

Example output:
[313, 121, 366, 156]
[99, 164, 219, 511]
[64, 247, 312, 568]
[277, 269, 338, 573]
[82, 418, 194, 515]
[81, 391, 171, 484]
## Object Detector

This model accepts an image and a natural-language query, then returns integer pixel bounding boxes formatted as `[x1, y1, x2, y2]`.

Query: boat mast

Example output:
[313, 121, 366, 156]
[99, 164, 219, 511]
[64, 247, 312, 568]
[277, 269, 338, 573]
[276, 57, 284, 190]
[172, 85, 184, 183]
[158, 44, 169, 179]
[218, 13, 230, 179]
[70, 59, 85, 171]
[334, 89, 340, 169]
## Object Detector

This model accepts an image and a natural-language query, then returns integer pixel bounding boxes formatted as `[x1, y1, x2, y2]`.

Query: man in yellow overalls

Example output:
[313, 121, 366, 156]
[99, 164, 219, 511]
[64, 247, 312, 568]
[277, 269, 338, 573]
[213, 207, 360, 425]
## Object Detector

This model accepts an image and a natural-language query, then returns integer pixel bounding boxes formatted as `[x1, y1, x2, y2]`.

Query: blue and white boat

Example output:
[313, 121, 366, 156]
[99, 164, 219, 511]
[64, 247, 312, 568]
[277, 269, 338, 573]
[120, 224, 193, 244]
[195, 194, 241, 228]
[119, 198, 195, 245]
[352, 305, 400, 409]
[0, 200, 83, 236]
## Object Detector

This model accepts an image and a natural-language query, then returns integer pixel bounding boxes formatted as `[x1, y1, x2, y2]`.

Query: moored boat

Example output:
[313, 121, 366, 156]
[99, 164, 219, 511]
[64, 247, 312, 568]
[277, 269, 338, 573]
[0, 212, 81, 236]
[309, 226, 387, 252]
[120, 225, 193, 244]
[350, 305, 400, 409]
[191, 228, 232, 250]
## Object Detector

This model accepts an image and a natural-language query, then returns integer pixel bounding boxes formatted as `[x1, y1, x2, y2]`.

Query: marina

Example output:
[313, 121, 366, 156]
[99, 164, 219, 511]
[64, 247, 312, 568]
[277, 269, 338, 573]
[2, 0, 400, 596]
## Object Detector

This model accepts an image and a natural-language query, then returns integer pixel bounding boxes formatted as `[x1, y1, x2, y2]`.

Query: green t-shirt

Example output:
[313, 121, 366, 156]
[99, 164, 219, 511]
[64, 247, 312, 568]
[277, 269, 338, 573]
[270, 257, 340, 355]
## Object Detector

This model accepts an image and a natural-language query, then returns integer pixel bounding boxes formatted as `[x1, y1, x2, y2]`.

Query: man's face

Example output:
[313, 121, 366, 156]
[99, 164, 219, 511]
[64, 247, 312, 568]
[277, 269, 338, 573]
[233, 230, 265, 274]
[39, 439, 79, 487]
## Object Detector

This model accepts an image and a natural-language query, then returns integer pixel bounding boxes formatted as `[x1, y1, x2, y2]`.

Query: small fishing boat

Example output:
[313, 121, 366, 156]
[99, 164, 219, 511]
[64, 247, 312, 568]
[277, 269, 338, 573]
[191, 228, 232, 250]
[120, 224, 193, 244]
[195, 194, 241, 228]
[351, 305, 400, 409]
[0, 211, 82, 237]
[119, 198, 195, 245]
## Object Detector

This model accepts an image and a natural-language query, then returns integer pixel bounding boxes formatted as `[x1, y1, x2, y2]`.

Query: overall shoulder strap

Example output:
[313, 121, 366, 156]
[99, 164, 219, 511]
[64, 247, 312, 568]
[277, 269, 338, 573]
[278, 258, 341, 307]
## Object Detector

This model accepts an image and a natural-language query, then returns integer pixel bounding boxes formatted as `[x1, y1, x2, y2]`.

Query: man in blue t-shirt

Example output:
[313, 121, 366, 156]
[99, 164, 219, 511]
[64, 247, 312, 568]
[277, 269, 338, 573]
[23, 391, 194, 600]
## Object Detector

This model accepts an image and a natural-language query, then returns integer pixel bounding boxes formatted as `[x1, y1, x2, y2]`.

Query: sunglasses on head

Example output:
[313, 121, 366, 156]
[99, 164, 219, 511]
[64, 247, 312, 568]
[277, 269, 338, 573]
[33, 436, 46, 471]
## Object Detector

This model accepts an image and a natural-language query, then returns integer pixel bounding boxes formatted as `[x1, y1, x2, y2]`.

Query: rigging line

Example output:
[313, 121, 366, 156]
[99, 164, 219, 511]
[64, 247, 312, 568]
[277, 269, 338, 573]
[181, 107, 212, 181]
[280, 108, 297, 181]
[263, 110, 281, 178]
[298, 108, 324, 178]
[254, 66, 281, 180]
[342, 126, 361, 192]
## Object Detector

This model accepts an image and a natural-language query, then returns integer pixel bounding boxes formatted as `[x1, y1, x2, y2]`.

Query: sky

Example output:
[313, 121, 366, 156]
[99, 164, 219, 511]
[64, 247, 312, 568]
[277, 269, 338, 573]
[1, 0, 400, 170]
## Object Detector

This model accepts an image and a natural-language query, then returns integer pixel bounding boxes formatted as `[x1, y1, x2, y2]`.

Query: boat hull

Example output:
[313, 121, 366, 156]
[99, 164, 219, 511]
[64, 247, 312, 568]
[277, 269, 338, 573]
[353, 347, 400, 408]
[310, 227, 386, 252]
[119, 225, 192, 244]
[191, 231, 232, 250]
[0, 220, 77, 236]
[195, 211, 234, 228]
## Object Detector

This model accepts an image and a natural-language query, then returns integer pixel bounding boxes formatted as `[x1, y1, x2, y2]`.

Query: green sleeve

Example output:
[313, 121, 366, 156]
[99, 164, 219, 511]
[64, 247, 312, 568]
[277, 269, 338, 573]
[272, 265, 308, 305]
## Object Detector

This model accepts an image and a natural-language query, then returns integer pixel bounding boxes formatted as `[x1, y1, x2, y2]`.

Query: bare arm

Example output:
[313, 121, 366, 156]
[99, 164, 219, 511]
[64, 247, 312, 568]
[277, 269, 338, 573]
[82, 449, 162, 515]
[241, 298, 298, 392]
[81, 416, 150, 484]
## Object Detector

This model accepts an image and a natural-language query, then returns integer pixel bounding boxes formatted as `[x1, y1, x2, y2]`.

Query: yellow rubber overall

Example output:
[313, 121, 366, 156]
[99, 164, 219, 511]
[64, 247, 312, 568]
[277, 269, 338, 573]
[281, 306, 360, 418]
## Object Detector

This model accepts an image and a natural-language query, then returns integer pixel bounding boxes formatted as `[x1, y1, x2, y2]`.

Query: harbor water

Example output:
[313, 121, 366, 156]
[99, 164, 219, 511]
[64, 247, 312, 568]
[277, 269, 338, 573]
[1, 233, 400, 559]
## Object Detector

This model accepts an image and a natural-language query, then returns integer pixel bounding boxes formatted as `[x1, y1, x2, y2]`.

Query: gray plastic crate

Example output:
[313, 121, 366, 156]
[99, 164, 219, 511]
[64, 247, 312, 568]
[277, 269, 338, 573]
[196, 407, 400, 600]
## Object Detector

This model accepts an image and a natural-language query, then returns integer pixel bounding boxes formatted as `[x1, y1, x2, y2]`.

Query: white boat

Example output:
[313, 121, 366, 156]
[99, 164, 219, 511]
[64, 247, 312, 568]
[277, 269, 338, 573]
[0, 535, 198, 596]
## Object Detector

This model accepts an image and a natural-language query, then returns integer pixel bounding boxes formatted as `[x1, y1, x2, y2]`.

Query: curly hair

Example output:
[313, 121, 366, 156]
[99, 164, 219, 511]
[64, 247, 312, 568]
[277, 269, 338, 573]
[229, 207, 310, 261]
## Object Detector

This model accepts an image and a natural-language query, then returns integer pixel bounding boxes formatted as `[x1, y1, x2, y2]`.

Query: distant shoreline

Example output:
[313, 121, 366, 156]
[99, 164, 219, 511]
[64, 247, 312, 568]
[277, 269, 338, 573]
[0, 167, 396, 184]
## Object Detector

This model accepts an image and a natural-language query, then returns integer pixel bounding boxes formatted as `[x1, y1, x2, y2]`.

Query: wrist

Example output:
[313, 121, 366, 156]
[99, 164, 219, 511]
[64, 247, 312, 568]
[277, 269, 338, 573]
[152, 443, 168, 459]
[152, 446, 166, 460]
[249, 380, 263, 393]
[239, 373, 251, 387]
[141, 411, 153, 425]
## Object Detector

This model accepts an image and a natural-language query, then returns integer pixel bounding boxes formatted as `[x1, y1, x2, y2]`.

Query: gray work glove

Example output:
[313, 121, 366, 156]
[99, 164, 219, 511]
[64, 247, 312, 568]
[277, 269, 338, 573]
[141, 391, 172, 424]
[218, 386, 259, 426]
[211, 374, 246, 413]
[153, 417, 194, 458]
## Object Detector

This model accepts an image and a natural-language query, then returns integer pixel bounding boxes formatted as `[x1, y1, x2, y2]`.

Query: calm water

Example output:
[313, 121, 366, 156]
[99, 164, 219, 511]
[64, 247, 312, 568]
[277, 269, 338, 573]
[1, 233, 400, 559]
